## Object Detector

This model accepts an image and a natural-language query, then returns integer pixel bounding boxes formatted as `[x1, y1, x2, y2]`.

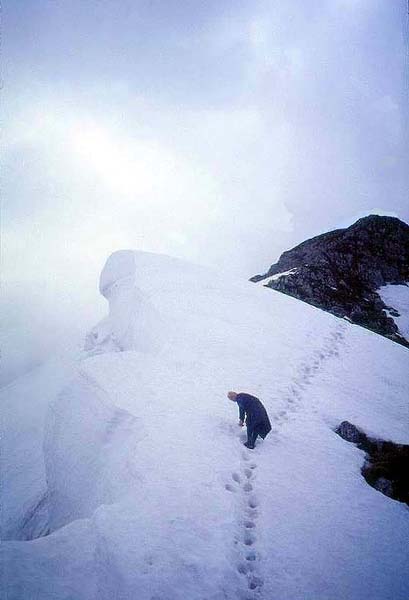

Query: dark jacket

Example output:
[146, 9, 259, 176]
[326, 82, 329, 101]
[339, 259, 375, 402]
[236, 393, 272, 439]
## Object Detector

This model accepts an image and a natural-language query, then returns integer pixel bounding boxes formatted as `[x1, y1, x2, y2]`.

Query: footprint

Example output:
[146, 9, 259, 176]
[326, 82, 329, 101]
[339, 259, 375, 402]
[243, 531, 256, 546]
[248, 496, 258, 509]
[243, 520, 256, 529]
[249, 463, 257, 470]
[248, 576, 264, 590]
[225, 484, 236, 493]
[232, 472, 241, 484]
[243, 483, 253, 493]
[241, 452, 250, 462]
[237, 562, 254, 575]
[243, 468, 253, 479]
[245, 551, 257, 561]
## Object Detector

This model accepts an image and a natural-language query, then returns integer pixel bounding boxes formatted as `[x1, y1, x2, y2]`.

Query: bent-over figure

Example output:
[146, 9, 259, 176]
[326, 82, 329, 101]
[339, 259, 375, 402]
[227, 391, 272, 449]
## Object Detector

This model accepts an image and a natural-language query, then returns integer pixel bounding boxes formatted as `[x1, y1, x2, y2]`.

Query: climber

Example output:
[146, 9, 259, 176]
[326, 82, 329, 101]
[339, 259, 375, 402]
[227, 391, 272, 449]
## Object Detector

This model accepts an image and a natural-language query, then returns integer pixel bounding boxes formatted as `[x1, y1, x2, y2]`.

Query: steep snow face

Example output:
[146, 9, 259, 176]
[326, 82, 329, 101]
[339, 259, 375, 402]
[378, 283, 409, 342]
[2, 251, 409, 600]
[1, 356, 77, 541]
[85, 250, 164, 354]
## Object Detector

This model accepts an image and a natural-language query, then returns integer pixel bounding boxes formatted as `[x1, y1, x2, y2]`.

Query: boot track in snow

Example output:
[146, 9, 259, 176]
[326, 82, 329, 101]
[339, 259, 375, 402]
[226, 452, 263, 599]
[224, 321, 346, 598]
[270, 321, 346, 429]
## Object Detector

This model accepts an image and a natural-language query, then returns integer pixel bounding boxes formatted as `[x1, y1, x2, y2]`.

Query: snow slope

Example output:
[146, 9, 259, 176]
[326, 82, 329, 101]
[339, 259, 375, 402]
[379, 283, 409, 342]
[2, 250, 409, 600]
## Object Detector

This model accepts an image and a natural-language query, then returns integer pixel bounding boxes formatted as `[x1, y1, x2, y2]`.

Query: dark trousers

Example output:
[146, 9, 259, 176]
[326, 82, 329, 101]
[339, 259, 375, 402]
[247, 427, 259, 447]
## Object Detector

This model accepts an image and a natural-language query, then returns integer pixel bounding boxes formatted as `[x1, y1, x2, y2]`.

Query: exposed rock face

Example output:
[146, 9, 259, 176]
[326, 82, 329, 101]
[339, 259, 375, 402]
[373, 477, 394, 498]
[335, 421, 409, 505]
[336, 421, 366, 445]
[251, 215, 409, 347]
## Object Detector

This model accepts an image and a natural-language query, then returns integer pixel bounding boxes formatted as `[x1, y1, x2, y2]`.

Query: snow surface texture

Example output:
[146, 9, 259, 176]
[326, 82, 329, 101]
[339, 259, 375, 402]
[2, 250, 409, 600]
[379, 283, 409, 342]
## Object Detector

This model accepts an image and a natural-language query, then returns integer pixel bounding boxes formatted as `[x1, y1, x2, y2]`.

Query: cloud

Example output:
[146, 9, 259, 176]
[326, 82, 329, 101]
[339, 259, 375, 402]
[4, 91, 295, 279]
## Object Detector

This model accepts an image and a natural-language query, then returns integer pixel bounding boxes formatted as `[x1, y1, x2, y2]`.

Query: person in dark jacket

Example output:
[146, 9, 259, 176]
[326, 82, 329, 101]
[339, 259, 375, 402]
[227, 391, 272, 449]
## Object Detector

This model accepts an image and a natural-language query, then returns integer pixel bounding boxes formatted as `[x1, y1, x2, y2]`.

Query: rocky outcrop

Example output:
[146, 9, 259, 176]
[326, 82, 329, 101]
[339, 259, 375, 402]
[335, 421, 409, 505]
[251, 215, 409, 347]
[335, 421, 366, 445]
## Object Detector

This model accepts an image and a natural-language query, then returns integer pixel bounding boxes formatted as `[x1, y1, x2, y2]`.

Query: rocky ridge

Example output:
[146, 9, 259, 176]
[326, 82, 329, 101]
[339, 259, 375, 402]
[251, 215, 409, 347]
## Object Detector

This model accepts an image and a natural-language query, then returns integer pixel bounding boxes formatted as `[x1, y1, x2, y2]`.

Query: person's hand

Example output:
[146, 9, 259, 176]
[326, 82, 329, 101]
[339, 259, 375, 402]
[238, 420, 244, 427]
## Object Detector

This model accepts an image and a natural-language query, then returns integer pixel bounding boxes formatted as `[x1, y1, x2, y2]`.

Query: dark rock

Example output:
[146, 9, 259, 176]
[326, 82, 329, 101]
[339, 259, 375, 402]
[373, 477, 394, 498]
[251, 215, 409, 347]
[335, 421, 409, 505]
[335, 421, 366, 444]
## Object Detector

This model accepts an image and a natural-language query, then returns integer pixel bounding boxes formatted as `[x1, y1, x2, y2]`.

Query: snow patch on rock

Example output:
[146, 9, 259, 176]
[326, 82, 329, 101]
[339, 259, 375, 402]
[378, 283, 409, 341]
[257, 268, 298, 286]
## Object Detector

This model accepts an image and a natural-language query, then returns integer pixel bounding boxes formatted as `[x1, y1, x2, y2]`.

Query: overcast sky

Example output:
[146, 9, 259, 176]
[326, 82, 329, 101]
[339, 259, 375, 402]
[4, 0, 409, 283]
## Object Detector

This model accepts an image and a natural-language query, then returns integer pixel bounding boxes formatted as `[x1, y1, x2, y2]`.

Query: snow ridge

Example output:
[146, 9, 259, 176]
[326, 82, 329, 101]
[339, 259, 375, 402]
[3, 251, 409, 600]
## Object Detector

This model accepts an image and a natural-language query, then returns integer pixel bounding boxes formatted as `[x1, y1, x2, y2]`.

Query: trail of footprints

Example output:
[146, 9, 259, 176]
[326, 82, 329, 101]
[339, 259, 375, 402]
[270, 322, 347, 428]
[224, 322, 347, 598]
[225, 453, 264, 598]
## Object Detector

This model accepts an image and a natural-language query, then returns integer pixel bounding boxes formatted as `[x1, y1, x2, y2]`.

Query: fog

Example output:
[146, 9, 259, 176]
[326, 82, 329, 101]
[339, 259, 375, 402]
[2, 0, 408, 384]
